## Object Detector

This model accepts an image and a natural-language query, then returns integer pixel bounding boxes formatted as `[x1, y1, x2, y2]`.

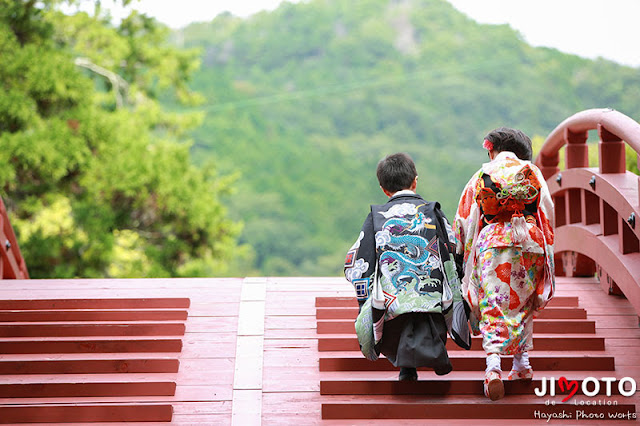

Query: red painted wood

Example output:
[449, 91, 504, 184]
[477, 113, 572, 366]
[318, 335, 605, 352]
[0, 359, 180, 374]
[0, 338, 183, 354]
[0, 298, 191, 310]
[315, 296, 579, 308]
[0, 404, 173, 423]
[315, 319, 596, 335]
[567, 188, 582, 224]
[555, 226, 640, 315]
[318, 354, 614, 372]
[0, 197, 29, 280]
[535, 108, 640, 179]
[0, 309, 189, 322]
[564, 128, 589, 168]
[315, 272, 640, 422]
[320, 378, 626, 395]
[546, 169, 639, 241]
[322, 401, 637, 420]
[583, 190, 600, 225]
[598, 131, 627, 174]
[0, 273, 636, 424]
[0, 323, 186, 337]
[0, 382, 176, 397]
[316, 306, 588, 320]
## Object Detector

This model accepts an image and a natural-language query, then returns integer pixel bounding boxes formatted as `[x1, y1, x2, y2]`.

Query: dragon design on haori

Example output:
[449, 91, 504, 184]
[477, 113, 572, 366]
[376, 210, 441, 295]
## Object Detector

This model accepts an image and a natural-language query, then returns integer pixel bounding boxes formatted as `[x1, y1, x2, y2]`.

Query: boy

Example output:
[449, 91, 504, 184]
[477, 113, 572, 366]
[344, 152, 470, 381]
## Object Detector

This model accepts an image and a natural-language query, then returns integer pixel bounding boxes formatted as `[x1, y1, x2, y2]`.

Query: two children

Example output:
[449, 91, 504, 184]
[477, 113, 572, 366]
[345, 128, 555, 400]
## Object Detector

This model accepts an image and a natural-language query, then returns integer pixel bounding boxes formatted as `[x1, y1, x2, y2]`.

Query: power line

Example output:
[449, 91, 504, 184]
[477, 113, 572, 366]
[200, 57, 520, 113]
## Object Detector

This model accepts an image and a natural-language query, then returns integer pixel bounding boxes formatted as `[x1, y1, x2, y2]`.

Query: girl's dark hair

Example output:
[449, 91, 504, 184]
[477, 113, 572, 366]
[485, 127, 533, 161]
[376, 152, 417, 193]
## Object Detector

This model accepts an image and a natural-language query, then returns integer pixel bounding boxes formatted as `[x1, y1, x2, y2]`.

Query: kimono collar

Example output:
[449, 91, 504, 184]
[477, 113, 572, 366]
[494, 151, 518, 161]
[482, 150, 520, 167]
[390, 189, 416, 197]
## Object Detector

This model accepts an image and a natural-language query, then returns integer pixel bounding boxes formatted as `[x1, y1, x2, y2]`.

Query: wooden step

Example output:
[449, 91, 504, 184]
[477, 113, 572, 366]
[316, 306, 588, 320]
[0, 309, 189, 322]
[320, 378, 626, 395]
[321, 397, 636, 420]
[319, 354, 615, 372]
[315, 296, 579, 308]
[0, 404, 173, 423]
[0, 358, 180, 374]
[0, 298, 191, 310]
[0, 323, 186, 337]
[0, 337, 183, 354]
[316, 319, 596, 334]
[318, 334, 605, 352]
[318, 369, 616, 381]
[0, 381, 176, 397]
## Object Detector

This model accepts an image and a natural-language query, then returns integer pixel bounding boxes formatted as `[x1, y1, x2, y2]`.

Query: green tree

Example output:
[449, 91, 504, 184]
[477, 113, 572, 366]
[0, 0, 246, 278]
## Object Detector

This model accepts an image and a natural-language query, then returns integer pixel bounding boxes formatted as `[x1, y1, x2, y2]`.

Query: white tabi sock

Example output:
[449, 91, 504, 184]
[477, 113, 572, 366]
[485, 353, 501, 374]
[512, 352, 531, 371]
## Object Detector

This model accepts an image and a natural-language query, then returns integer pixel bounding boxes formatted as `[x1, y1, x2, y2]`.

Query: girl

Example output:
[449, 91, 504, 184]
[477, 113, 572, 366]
[454, 128, 555, 400]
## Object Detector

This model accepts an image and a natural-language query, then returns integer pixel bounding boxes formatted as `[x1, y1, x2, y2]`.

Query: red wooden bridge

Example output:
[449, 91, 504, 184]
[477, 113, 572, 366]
[0, 108, 638, 424]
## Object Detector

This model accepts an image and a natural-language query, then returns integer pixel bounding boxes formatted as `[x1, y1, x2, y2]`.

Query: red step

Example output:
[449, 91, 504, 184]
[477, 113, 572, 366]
[0, 296, 189, 424]
[318, 334, 605, 352]
[320, 378, 625, 395]
[321, 398, 636, 420]
[0, 404, 173, 423]
[316, 319, 596, 334]
[0, 381, 176, 398]
[0, 309, 189, 322]
[319, 354, 614, 372]
[0, 323, 186, 337]
[315, 296, 579, 308]
[0, 338, 183, 354]
[0, 298, 191, 310]
[316, 306, 587, 320]
[0, 358, 180, 374]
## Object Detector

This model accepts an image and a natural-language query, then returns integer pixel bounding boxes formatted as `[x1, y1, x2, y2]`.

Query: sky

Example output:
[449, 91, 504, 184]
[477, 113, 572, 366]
[95, 0, 639, 67]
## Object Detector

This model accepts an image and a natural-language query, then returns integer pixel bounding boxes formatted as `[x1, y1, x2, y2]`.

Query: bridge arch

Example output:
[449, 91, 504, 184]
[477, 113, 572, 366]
[534, 108, 640, 315]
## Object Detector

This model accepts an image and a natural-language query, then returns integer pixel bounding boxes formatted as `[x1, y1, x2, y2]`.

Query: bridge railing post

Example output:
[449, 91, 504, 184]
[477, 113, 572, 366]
[565, 128, 589, 169]
[598, 124, 627, 174]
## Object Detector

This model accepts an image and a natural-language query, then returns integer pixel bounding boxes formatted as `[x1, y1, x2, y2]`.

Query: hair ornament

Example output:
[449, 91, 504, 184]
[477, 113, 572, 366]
[483, 139, 494, 151]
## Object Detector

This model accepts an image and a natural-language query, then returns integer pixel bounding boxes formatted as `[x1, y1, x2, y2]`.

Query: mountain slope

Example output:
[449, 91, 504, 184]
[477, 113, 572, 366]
[173, 0, 640, 276]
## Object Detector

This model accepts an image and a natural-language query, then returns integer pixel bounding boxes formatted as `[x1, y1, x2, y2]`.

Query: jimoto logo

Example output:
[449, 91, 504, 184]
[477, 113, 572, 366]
[535, 376, 637, 403]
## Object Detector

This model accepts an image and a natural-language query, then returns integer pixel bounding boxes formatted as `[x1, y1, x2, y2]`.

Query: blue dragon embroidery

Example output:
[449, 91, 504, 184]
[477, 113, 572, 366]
[378, 212, 441, 294]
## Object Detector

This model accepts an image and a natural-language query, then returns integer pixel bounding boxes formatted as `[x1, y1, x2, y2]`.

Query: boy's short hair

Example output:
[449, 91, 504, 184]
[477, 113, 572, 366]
[376, 152, 417, 193]
[485, 127, 533, 161]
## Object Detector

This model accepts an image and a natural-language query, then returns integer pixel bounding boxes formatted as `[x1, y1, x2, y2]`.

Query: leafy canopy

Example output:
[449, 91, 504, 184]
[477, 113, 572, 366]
[0, 0, 246, 278]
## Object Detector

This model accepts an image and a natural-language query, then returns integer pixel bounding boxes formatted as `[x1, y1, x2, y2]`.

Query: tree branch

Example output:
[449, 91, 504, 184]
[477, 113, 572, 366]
[74, 57, 129, 108]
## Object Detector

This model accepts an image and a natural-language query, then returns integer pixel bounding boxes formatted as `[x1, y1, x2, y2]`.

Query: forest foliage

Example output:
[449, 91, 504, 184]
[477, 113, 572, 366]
[174, 0, 640, 276]
[0, 0, 247, 278]
[2, 0, 639, 278]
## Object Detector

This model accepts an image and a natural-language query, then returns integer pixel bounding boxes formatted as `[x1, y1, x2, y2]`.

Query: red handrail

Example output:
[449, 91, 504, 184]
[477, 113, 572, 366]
[536, 108, 640, 181]
[0, 197, 29, 279]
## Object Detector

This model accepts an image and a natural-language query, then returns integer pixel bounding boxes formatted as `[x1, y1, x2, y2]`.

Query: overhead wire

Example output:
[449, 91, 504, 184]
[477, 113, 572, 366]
[199, 57, 521, 114]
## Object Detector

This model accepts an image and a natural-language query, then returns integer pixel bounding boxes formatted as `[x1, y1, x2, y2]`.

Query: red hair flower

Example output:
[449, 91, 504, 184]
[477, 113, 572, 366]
[483, 139, 494, 151]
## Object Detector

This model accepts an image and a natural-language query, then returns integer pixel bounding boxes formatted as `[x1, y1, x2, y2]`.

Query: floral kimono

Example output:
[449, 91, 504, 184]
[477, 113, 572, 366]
[454, 151, 555, 355]
[345, 192, 470, 371]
